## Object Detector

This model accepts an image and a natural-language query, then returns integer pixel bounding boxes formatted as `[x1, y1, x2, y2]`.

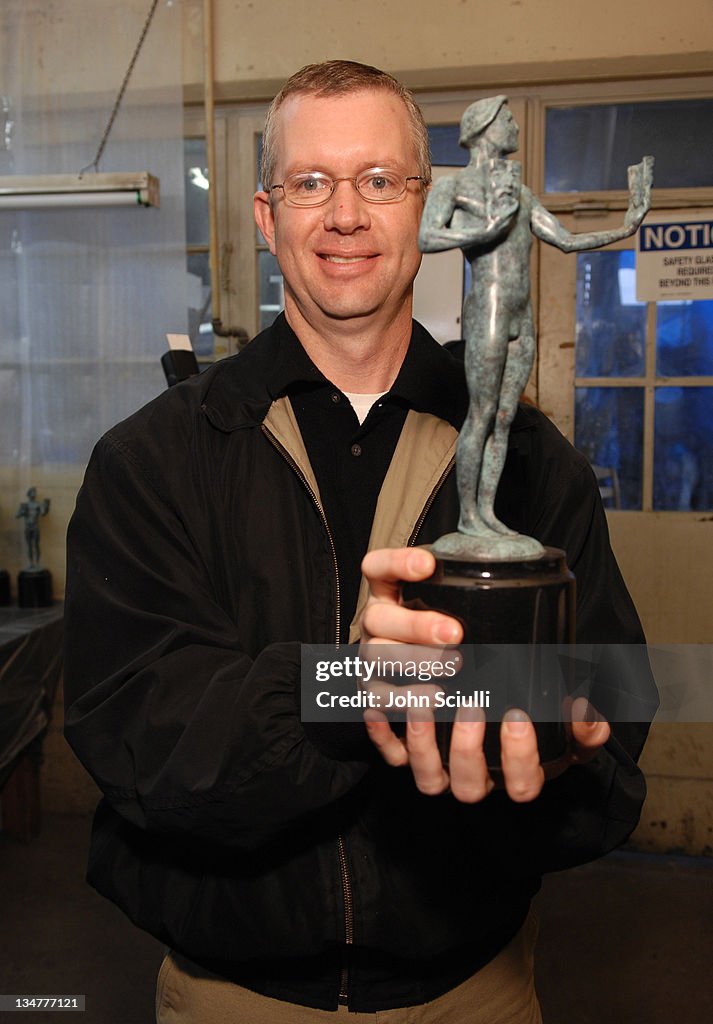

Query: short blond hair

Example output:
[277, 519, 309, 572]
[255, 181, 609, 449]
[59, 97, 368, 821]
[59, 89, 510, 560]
[260, 60, 431, 189]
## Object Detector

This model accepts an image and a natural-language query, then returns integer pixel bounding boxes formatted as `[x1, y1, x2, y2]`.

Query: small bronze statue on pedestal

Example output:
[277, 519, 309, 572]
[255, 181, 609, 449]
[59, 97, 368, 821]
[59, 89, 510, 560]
[16, 487, 53, 607]
[404, 98, 653, 762]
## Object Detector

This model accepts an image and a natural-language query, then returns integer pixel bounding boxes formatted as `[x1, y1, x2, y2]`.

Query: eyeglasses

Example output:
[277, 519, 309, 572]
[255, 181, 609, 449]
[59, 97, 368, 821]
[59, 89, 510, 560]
[268, 168, 428, 207]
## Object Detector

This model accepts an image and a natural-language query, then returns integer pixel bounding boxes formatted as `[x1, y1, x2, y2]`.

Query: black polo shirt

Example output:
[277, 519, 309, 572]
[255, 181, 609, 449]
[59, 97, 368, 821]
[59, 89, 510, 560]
[273, 318, 468, 642]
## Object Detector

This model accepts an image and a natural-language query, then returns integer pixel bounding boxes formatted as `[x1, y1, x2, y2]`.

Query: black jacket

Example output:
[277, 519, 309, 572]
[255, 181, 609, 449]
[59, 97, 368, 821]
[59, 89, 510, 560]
[64, 317, 655, 1011]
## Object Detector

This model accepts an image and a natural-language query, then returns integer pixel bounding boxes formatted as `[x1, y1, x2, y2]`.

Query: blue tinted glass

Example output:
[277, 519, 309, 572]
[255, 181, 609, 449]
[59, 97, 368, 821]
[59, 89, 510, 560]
[186, 252, 213, 358]
[656, 300, 713, 376]
[545, 99, 713, 192]
[654, 387, 713, 510]
[575, 387, 644, 509]
[428, 125, 468, 167]
[576, 251, 646, 377]
[259, 250, 284, 330]
[184, 138, 209, 245]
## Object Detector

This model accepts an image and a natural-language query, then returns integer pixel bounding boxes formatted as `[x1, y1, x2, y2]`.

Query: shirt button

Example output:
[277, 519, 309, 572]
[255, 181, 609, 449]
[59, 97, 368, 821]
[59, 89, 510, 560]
[350, 443, 362, 457]
[331, 392, 341, 403]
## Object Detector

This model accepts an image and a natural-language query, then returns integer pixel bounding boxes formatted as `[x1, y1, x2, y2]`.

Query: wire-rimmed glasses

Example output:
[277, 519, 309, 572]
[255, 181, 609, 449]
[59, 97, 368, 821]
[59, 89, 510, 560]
[268, 167, 428, 207]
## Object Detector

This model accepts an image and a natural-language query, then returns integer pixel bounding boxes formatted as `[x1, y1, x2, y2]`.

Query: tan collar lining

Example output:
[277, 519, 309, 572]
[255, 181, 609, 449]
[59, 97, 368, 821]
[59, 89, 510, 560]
[349, 410, 457, 643]
[263, 397, 457, 647]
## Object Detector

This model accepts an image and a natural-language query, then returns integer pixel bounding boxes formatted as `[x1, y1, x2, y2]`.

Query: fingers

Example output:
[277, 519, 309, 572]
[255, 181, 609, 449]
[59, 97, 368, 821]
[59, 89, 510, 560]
[361, 547, 435, 602]
[569, 697, 611, 762]
[499, 711, 545, 802]
[361, 602, 461, 647]
[405, 718, 450, 796]
[367, 692, 610, 804]
[364, 712, 409, 768]
[448, 711, 494, 803]
[364, 709, 449, 796]
[360, 547, 462, 646]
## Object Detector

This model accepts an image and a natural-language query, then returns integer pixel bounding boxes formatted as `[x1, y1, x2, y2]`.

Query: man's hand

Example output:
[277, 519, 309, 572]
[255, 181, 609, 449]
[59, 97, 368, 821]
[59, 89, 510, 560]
[360, 548, 611, 803]
[360, 547, 462, 650]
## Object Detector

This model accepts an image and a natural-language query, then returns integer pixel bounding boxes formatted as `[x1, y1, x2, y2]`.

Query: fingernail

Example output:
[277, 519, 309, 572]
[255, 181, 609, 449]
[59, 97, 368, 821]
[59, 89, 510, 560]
[408, 720, 426, 734]
[409, 550, 432, 576]
[435, 621, 460, 644]
[503, 709, 529, 735]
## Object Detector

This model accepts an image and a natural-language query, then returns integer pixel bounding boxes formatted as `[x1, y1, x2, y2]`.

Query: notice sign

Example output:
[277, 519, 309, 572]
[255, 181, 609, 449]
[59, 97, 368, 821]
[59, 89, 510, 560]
[636, 215, 713, 301]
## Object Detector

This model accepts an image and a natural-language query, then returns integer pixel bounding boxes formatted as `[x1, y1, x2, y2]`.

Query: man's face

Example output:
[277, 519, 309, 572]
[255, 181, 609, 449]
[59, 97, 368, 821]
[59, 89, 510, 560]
[254, 90, 425, 336]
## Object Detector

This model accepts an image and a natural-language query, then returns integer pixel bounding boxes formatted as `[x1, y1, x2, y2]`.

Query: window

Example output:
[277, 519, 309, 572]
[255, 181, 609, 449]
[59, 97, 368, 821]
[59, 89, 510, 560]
[574, 248, 713, 510]
[541, 92, 713, 512]
[545, 98, 713, 192]
[184, 137, 214, 359]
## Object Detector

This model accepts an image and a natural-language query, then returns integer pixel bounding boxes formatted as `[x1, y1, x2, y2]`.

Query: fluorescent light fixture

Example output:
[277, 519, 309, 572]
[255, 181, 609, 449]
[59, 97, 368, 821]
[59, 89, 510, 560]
[189, 167, 209, 191]
[0, 172, 160, 209]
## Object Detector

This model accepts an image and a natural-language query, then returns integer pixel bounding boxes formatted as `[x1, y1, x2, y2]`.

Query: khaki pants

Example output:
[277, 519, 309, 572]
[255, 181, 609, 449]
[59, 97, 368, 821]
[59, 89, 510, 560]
[156, 912, 542, 1024]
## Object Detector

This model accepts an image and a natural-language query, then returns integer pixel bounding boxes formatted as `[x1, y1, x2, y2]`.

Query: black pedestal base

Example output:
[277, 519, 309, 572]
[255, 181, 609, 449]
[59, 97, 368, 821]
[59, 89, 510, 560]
[402, 546, 575, 766]
[0, 569, 10, 606]
[18, 568, 53, 608]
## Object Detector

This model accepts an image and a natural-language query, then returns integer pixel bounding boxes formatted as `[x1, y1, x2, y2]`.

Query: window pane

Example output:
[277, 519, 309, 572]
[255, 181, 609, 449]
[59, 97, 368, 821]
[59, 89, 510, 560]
[656, 300, 713, 376]
[576, 251, 646, 377]
[186, 252, 214, 358]
[428, 125, 467, 167]
[259, 250, 283, 331]
[654, 387, 713, 510]
[545, 98, 713, 192]
[184, 138, 210, 245]
[575, 387, 644, 509]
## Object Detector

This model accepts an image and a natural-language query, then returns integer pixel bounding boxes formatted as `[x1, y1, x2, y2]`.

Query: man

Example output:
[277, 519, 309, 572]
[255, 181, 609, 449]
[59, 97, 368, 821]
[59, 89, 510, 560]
[64, 61, 652, 1023]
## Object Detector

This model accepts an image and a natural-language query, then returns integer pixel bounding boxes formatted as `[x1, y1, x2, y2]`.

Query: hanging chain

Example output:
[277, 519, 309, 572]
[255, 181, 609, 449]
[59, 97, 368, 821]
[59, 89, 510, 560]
[79, 0, 161, 176]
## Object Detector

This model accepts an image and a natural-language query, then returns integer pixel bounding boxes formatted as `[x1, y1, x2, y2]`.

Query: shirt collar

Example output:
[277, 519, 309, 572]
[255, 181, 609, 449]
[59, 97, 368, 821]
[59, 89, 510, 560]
[267, 314, 470, 429]
[267, 315, 330, 395]
[200, 312, 531, 436]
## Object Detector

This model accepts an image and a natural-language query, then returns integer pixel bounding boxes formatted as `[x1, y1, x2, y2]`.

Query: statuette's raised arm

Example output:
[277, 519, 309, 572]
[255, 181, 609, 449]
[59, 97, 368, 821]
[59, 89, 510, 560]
[530, 156, 654, 253]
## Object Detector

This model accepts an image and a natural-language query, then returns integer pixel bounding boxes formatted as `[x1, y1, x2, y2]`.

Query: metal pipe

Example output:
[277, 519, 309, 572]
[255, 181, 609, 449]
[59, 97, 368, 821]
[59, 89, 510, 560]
[202, 0, 247, 342]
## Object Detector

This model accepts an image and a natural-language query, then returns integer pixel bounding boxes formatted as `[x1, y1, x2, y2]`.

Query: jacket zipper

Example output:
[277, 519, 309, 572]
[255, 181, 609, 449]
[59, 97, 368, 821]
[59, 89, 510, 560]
[335, 453, 454, 1002]
[261, 426, 453, 1007]
[261, 424, 353, 1002]
[408, 456, 456, 546]
[261, 424, 341, 645]
[337, 835, 354, 1003]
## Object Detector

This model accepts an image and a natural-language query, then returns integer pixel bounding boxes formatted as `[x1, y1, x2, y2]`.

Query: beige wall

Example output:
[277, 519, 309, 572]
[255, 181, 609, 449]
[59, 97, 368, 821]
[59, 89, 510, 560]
[183, 0, 713, 98]
[25, 0, 711, 99]
[606, 516, 713, 857]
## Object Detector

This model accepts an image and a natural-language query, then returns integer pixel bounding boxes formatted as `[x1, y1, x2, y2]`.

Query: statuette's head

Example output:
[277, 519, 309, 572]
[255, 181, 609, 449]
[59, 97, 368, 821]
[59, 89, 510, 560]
[459, 95, 518, 154]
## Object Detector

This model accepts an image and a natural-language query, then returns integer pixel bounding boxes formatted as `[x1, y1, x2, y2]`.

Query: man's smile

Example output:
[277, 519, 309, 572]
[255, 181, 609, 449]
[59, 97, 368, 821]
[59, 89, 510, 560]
[318, 253, 378, 263]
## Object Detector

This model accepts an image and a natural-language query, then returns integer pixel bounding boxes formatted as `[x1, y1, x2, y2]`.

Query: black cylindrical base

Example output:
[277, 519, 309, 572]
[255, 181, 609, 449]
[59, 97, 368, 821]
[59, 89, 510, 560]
[0, 569, 10, 606]
[18, 568, 54, 608]
[402, 546, 575, 766]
